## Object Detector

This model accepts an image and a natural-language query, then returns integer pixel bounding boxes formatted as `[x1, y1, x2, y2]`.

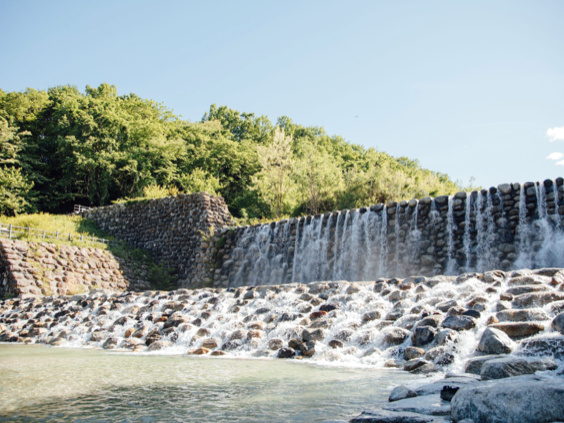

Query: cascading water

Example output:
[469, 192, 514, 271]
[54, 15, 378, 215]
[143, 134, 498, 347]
[227, 179, 564, 285]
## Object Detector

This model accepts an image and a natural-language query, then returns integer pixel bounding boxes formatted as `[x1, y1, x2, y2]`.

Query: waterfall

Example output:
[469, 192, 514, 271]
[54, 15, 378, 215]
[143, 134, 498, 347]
[377, 206, 389, 278]
[445, 196, 457, 275]
[463, 193, 473, 273]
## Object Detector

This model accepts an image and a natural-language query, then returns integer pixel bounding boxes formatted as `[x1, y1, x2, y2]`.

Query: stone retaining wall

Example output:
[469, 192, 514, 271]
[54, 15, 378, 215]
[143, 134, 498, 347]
[83, 193, 232, 288]
[0, 239, 151, 297]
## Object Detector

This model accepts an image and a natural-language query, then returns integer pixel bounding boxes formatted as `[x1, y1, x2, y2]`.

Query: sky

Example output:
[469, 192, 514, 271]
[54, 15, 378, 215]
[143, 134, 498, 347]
[1, 0, 563, 189]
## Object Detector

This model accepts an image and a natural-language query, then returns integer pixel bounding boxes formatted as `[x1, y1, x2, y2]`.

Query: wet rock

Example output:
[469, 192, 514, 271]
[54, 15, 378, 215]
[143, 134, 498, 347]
[299, 341, 316, 357]
[403, 359, 431, 372]
[404, 347, 425, 360]
[389, 386, 417, 402]
[477, 327, 514, 354]
[552, 312, 564, 334]
[496, 309, 550, 322]
[362, 311, 382, 322]
[385, 310, 404, 321]
[512, 292, 564, 308]
[527, 357, 558, 371]
[303, 328, 325, 342]
[481, 357, 535, 380]
[451, 375, 564, 423]
[495, 301, 511, 311]
[382, 327, 410, 346]
[411, 326, 436, 346]
[414, 377, 480, 396]
[319, 303, 339, 312]
[310, 311, 327, 319]
[218, 339, 239, 351]
[103, 337, 118, 349]
[229, 329, 247, 341]
[350, 409, 446, 422]
[434, 329, 457, 346]
[518, 335, 564, 359]
[190, 347, 210, 355]
[416, 315, 442, 328]
[436, 300, 458, 313]
[505, 285, 549, 296]
[363, 346, 381, 357]
[267, 338, 284, 350]
[441, 315, 476, 331]
[288, 338, 303, 349]
[328, 339, 344, 349]
[486, 316, 499, 325]
[148, 340, 173, 351]
[202, 338, 219, 349]
[277, 347, 295, 358]
[335, 329, 353, 342]
[490, 322, 544, 339]
[90, 330, 105, 342]
[464, 355, 506, 375]
[211, 350, 227, 356]
[461, 309, 480, 319]
[309, 318, 332, 329]
[382, 393, 450, 416]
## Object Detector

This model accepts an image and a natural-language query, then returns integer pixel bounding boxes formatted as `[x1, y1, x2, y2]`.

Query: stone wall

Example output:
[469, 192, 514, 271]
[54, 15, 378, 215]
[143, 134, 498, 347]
[83, 193, 232, 288]
[0, 239, 151, 297]
[210, 178, 564, 287]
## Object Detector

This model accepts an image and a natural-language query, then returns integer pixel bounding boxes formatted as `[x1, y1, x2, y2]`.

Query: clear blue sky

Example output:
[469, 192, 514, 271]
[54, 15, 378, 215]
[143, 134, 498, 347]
[2, 0, 563, 189]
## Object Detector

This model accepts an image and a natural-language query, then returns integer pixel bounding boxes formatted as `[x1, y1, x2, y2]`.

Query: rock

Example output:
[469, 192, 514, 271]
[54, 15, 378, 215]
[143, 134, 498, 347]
[319, 303, 339, 312]
[496, 309, 550, 322]
[552, 312, 564, 334]
[490, 322, 544, 339]
[411, 326, 437, 346]
[277, 347, 295, 358]
[464, 355, 506, 375]
[434, 329, 457, 346]
[505, 285, 549, 296]
[512, 292, 564, 308]
[477, 327, 514, 354]
[147, 340, 173, 351]
[382, 327, 411, 346]
[404, 346, 425, 360]
[303, 328, 325, 342]
[363, 311, 382, 322]
[382, 394, 450, 416]
[416, 315, 442, 328]
[102, 337, 118, 349]
[202, 338, 219, 349]
[451, 375, 564, 423]
[221, 340, 241, 351]
[527, 357, 558, 371]
[124, 327, 135, 338]
[350, 409, 448, 422]
[441, 315, 476, 331]
[363, 346, 381, 357]
[299, 341, 316, 357]
[403, 359, 431, 372]
[518, 335, 564, 360]
[480, 357, 535, 380]
[414, 377, 480, 396]
[486, 316, 499, 325]
[268, 338, 284, 350]
[190, 347, 210, 355]
[90, 330, 105, 342]
[329, 339, 344, 349]
[211, 350, 227, 356]
[436, 300, 458, 313]
[461, 309, 480, 319]
[439, 386, 459, 401]
[389, 386, 417, 402]
[288, 338, 303, 349]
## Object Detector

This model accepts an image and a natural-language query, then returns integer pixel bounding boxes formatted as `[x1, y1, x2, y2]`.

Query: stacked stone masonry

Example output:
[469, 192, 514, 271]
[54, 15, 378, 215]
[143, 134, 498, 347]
[77, 179, 564, 290]
[83, 193, 232, 288]
[0, 239, 151, 297]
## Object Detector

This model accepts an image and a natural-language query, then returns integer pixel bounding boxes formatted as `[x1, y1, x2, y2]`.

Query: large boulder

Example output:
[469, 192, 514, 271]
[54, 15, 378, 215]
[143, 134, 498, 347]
[477, 327, 514, 354]
[441, 315, 476, 331]
[480, 357, 535, 380]
[388, 385, 417, 402]
[451, 375, 564, 423]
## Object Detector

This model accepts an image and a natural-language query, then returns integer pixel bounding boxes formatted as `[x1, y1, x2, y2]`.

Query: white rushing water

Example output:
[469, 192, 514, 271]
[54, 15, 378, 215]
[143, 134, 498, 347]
[228, 181, 564, 285]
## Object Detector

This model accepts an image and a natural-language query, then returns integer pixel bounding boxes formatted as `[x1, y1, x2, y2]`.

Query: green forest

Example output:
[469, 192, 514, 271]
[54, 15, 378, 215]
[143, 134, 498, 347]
[0, 83, 471, 221]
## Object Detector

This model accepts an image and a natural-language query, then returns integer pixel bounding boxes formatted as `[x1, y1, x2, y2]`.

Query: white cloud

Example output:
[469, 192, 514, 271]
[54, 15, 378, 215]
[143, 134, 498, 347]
[557, 159, 564, 166]
[547, 152, 564, 160]
[547, 126, 564, 142]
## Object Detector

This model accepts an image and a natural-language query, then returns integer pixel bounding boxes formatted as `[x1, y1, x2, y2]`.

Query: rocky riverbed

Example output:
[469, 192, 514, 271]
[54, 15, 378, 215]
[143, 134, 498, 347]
[1, 268, 564, 422]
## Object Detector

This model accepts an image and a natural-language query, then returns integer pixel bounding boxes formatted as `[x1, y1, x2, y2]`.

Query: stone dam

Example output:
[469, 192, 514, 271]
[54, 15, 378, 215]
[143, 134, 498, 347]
[82, 177, 564, 289]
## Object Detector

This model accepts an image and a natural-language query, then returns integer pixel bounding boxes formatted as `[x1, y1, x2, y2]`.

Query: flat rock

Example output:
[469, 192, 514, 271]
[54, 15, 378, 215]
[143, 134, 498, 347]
[512, 292, 564, 309]
[382, 394, 450, 416]
[350, 409, 450, 423]
[413, 378, 480, 397]
[480, 357, 535, 380]
[451, 375, 564, 423]
[490, 322, 544, 339]
[496, 309, 550, 322]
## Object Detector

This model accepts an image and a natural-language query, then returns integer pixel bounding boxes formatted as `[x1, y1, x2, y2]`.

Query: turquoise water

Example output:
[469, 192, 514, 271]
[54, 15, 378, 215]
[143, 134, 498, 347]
[0, 344, 416, 422]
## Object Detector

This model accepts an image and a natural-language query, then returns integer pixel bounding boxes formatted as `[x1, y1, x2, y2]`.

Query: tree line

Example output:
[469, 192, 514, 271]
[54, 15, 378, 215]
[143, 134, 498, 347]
[0, 83, 470, 219]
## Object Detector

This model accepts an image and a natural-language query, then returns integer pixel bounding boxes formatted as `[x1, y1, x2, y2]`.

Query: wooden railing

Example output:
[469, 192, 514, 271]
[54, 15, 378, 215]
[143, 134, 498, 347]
[73, 204, 92, 214]
[0, 223, 124, 247]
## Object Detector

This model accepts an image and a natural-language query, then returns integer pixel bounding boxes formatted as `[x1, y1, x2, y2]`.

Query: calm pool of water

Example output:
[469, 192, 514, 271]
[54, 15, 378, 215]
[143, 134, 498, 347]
[0, 344, 418, 422]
